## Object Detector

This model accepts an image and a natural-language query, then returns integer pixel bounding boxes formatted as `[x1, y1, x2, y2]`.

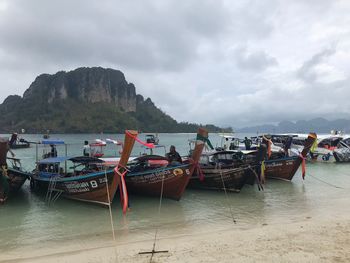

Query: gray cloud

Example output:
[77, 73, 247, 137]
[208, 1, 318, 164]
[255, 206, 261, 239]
[0, 0, 349, 128]
[297, 47, 336, 83]
[233, 46, 278, 71]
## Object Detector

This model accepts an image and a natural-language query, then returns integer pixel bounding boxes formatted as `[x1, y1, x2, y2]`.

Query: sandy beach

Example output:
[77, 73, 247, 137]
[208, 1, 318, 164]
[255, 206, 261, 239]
[2, 214, 349, 263]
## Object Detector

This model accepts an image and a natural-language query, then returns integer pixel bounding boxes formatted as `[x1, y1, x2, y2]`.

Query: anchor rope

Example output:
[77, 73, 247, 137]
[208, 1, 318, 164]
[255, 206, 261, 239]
[247, 165, 264, 191]
[150, 173, 166, 263]
[104, 169, 120, 263]
[306, 172, 344, 189]
[219, 164, 237, 224]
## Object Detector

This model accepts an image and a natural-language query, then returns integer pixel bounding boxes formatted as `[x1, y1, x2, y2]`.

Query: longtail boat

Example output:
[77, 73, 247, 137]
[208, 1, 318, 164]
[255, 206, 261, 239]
[188, 150, 260, 192]
[263, 133, 317, 181]
[125, 128, 208, 200]
[8, 134, 31, 149]
[0, 138, 30, 204]
[30, 130, 137, 206]
[9, 142, 30, 149]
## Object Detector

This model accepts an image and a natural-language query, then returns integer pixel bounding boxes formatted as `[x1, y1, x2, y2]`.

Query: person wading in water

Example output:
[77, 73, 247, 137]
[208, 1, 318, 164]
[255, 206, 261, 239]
[0, 137, 15, 204]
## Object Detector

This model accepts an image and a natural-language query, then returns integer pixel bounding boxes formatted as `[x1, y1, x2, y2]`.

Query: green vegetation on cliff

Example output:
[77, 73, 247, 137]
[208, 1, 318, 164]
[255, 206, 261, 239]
[0, 67, 231, 133]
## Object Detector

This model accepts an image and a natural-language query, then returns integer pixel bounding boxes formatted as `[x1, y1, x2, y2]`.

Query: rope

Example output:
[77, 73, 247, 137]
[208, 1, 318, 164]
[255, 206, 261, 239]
[307, 172, 344, 189]
[219, 164, 237, 224]
[247, 165, 264, 191]
[105, 169, 116, 241]
[104, 169, 120, 263]
[150, 174, 166, 263]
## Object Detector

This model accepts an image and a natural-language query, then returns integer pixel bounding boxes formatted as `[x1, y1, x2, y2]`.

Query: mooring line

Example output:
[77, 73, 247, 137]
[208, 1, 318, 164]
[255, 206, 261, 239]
[219, 165, 237, 224]
[104, 169, 119, 263]
[247, 165, 264, 191]
[307, 172, 344, 189]
[149, 174, 166, 263]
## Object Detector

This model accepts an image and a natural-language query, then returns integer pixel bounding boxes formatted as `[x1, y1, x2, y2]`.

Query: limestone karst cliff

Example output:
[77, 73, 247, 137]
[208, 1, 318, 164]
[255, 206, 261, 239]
[0, 67, 230, 133]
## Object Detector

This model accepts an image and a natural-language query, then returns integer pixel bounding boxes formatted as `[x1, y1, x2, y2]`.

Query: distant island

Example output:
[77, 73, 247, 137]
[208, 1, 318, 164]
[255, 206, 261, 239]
[0, 67, 232, 133]
[236, 118, 350, 134]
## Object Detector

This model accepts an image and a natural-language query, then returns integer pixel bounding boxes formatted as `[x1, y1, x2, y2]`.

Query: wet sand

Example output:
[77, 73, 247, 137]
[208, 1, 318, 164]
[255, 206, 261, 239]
[2, 215, 349, 263]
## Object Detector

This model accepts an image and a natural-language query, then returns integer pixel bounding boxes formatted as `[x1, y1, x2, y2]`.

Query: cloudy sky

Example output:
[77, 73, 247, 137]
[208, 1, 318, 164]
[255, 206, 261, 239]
[0, 0, 349, 128]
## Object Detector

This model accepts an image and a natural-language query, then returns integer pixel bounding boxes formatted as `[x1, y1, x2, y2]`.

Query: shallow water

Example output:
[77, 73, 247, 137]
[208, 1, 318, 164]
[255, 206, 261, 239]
[0, 133, 350, 259]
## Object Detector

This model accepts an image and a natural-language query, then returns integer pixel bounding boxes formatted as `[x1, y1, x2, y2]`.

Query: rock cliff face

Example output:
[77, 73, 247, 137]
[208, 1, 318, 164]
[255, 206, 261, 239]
[0, 67, 228, 133]
[23, 67, 137, 112]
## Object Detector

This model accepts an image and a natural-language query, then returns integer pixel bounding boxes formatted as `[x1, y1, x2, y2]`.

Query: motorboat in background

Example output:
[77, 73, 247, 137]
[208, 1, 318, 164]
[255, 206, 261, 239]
[145, 134, 159, 145]
[8, 133, 31, 149]
[333, 136, 350, 162]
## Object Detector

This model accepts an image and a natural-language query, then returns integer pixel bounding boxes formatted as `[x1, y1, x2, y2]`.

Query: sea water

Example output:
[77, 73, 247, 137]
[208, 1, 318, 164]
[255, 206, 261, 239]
[0, 133, 350, 259]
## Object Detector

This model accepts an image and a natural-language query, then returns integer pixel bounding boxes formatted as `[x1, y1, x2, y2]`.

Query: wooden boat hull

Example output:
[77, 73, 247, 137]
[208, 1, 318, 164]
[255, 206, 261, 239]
[264, 133, 317, 181]
[8, 168, 29, 192]
[264, 157, 300, 181]
[0, 168, 29, 202]
[188, 165, 256, 192]
[31, 170, 120, 206]
[125, 164, 192, 200]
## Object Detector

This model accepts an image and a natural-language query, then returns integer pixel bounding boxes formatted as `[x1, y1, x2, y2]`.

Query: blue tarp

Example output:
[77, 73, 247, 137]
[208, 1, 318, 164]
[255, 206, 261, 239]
[37, 156, 71, 164]
[41, 139, 65, 145]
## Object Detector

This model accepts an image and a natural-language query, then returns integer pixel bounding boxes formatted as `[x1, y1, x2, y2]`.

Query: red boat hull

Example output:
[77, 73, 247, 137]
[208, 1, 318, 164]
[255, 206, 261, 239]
[126, 164, 192, 200]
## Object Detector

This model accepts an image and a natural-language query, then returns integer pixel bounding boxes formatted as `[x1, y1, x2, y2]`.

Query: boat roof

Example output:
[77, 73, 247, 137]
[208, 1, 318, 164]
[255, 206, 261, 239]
[141, 144, 164, 149]
[319, 136, 343, 142]
[105, 138, 121, 145]
[201, 150, 240, 156]
[134, 154, 168, 162]
[219, 135, 236, 139]
[41, 139, 65, 145]
[38, 156, 105, 164]
[38, 156, 71, 164]
[90, 142, 106, 147]
[69, 156, 105, 163]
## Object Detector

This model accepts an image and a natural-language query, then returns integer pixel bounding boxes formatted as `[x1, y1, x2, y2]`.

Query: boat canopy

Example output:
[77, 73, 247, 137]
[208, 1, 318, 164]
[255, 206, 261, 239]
[69, 156, 105, 164]
[38, 156, 71, 164]
[135, 154, 168, 162]
[41, 139, 65, 145]
[141, 144, 165, 149]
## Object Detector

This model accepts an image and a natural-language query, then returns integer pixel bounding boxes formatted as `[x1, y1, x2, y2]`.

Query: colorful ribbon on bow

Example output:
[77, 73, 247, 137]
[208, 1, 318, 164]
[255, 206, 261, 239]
[114, 166, 128, 214]
[260, 160, 266, 184]
[310, 139, 318, 153]
[196, 134, 214, 150]
[197, 163, 205, 181]
[189, 158, 205, 181]
[299, 154, 306, 179]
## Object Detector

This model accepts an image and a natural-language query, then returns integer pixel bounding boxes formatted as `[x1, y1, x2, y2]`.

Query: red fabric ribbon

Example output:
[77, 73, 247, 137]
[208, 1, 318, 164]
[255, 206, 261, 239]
[299, 154, 306, 180]
[196, 163, 205, 181]
[189, 158, 204, 181]
[114, 166, 128, 214]
[125, 130, 155, 148]
[267, 140, 272, 158]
